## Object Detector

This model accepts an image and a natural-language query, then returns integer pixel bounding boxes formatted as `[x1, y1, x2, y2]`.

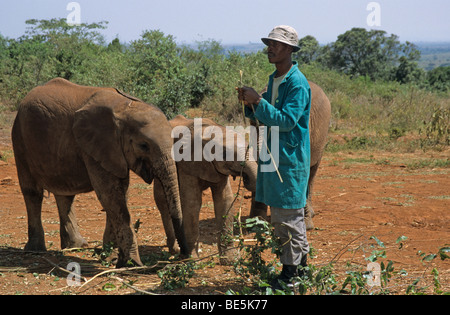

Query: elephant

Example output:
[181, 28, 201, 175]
[154, 115, 258, 264]
[11, 78, 188, 267]
[249, 81, 331, 230]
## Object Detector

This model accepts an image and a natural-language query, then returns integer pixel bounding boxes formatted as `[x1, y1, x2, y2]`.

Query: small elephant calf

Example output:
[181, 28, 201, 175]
[154, 116, 258, 264]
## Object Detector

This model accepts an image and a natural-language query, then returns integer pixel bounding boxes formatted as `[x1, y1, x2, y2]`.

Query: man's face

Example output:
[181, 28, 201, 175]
[266, 40, 293, 64]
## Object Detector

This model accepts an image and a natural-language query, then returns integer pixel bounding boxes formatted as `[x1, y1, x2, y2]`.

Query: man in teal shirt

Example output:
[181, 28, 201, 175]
[238, 25, 311, 290]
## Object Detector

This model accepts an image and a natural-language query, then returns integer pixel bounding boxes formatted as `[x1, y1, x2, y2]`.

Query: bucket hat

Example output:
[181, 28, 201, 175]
[261, 25, 300, 52]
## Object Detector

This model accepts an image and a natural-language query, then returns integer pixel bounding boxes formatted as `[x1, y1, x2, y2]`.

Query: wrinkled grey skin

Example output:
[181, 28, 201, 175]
[12, 78, 188, 267]
[154, 116, 258, 264]
[249, 81, 331, 230]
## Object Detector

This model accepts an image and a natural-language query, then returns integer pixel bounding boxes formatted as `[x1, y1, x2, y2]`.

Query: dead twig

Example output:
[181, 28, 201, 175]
[329, 234, 366, 264]
[41, 256, 88, 283]
[79, 264, 160, 289]
[110, 275, 160, 295]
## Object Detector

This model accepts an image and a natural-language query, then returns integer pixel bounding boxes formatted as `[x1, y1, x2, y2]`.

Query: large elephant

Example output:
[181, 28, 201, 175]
[249, 81, 331, 230]
[11, 78, 188, 267]
[154, 115, 258, 264]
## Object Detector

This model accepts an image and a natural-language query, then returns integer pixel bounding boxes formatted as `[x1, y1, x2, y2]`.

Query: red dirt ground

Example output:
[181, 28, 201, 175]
[0, 112, 449, 295]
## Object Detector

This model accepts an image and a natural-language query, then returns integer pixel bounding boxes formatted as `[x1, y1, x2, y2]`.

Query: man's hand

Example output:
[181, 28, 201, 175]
[236, 86, 262, 107]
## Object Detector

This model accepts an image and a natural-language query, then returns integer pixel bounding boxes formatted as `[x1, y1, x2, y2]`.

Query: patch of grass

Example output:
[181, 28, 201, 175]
[405, 158, 450, 169]
[229, 221, 450, 295]
[427, 195, 450, 200]
[0, 149, 13, 162]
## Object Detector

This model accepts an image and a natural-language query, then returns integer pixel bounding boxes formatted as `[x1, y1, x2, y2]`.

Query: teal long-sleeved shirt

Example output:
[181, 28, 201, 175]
[245, 61, 311, 209]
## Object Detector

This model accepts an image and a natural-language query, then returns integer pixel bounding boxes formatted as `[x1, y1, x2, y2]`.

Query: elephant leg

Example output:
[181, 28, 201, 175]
[22, 187, 45, 251]
[100, 212, 120, 264]
[98, 190, 141, 267]
[154, 178, 179, 255]
[178, 174, 202, 257]
[55, 195, 88, 249]
[84, 157, 142, 267]
[249, 192, 269, 220]
[305, 161, 321, 231]
[103, 213, 119, 247]
[211, 179, 239, 265]
[16, 160, 46, 252]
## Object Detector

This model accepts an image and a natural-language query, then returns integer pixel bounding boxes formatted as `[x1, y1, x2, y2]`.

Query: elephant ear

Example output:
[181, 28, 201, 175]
[73, 101, 128, 179]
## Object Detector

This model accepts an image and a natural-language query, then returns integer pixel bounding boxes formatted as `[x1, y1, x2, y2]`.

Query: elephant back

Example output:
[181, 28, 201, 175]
[308, 81, 331, 165]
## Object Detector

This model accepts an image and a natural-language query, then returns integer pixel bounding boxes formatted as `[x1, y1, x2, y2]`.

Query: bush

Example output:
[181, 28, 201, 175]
[0, 19, 449, 153]
[420, 106, 450, 148]
[229, 224, 450, 295]
[427, 66, 450, 92]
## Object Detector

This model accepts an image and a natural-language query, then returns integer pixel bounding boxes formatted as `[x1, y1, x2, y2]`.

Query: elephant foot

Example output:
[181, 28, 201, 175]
[24, 238, 47, 252]
[116, 251, 143, 268]
[219, 254, 238, 266]
[305, 217, 315, 231]
[96, 244, 143, 268]
[219, 247, 240, 266]
[167, 242, 181, 256]
[249, 201, 269, 220]
[105, 248, 119, 265]
[305, 203, 315, 231]
[116, 257, 143, 268]
[61, 236, 89, 250]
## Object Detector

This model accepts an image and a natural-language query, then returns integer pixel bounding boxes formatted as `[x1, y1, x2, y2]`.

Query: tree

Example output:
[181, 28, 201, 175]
[22, 18, 108, 81]
[24, 18, 107, 44]
[128, 30, 191, 118]
[427, 66, 450, 92]
[295, 35, 320, 64]
[179, 40, 224, 107]
[326, 28, 401, 80]
[0, 19, 112, 106]
[0, 34, 8, 86]
[393, 42, 424, 84]
[107, 37, 125, 53]
[0, 34, 7, 67]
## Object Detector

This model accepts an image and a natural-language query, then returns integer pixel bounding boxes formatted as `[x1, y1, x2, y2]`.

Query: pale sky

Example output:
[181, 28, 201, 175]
[1, 0, 449, 44]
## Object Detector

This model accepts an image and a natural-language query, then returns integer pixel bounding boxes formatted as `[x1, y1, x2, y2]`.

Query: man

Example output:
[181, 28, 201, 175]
[237, 25, 311, 290]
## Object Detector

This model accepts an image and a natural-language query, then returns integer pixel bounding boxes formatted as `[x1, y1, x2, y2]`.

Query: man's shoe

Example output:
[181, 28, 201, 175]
[270, 256, 308, 291]
[298, 255, 308, 277]
[270, 265, 299, 291]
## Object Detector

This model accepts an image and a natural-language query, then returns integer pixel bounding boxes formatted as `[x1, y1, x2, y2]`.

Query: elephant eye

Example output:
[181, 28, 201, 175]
[138, 143, 150, 152]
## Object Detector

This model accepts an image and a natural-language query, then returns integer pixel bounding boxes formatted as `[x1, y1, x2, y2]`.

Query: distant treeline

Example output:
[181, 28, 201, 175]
[415, 42, 450, 71]
[0, 18, 449, 122]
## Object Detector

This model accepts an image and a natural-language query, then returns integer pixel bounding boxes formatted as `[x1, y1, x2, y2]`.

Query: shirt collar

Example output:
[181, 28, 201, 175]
[269, 61, 298, 82]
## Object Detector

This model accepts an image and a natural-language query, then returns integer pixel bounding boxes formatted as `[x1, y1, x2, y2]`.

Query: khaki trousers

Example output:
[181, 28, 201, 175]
[271, 207, 309, 266]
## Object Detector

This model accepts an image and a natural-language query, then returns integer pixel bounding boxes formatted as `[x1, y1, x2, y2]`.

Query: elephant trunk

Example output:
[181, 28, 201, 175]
[236, 145, 257, 192]
[243, 161, 257, 192]
[152, 146, 189, 256]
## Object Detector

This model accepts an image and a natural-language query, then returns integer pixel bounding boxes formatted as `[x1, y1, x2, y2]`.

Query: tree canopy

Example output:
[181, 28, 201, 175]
[0, 19, 447, 119]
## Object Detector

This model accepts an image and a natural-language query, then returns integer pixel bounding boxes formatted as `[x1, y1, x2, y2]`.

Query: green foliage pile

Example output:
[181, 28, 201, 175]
[227, 218, 450, 295]
[0, 20, 449, 149]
